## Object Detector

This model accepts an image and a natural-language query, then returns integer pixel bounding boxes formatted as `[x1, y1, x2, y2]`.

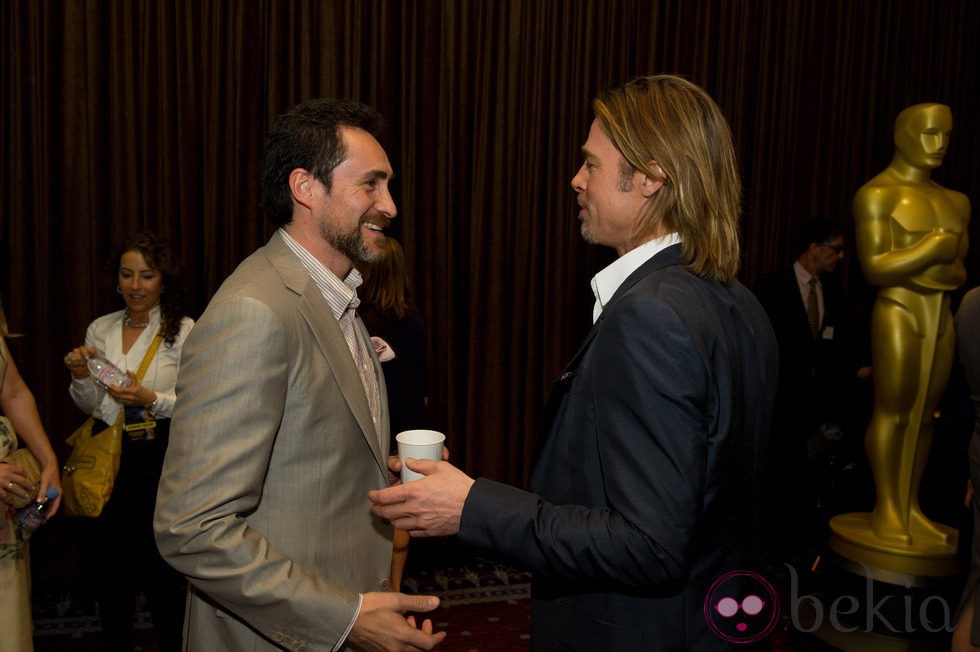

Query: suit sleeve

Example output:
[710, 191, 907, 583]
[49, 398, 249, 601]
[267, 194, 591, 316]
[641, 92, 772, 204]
[153, 294, 359, 648]
[459, 294, 709, 593]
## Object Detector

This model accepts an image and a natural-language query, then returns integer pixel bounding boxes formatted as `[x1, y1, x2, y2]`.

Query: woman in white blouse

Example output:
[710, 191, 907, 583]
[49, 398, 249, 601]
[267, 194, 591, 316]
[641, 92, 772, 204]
[63, 232, 193, 652]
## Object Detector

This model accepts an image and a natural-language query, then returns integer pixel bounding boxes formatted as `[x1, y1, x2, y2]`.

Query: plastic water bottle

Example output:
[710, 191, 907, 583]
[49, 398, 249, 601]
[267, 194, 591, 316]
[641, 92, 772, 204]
[17, 487, 60, 538]
[87, 356, 132, 389]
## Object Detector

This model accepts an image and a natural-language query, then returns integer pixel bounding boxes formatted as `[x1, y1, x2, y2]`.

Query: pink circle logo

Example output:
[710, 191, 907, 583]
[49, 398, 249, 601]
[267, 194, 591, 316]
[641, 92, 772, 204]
[703, 570, 780, 644]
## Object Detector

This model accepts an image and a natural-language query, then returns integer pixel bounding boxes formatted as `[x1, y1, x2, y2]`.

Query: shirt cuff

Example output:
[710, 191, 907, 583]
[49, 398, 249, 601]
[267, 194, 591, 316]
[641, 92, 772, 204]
[332, 593, 362, 651]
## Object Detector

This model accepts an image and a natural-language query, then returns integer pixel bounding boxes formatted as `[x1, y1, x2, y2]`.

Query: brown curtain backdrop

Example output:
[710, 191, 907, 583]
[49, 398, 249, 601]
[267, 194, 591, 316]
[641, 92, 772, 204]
[3, 0, 979, 582]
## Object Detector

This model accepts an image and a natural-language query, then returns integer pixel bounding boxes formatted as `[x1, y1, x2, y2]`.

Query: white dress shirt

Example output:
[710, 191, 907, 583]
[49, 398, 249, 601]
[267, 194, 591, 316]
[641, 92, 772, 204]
[591, 233, 682, 323]
[69, 306, 194, 423]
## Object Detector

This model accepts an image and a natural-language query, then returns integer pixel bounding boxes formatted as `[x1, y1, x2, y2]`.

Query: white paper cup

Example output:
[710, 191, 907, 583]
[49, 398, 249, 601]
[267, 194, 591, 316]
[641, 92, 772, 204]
[396, 429, 445, 482]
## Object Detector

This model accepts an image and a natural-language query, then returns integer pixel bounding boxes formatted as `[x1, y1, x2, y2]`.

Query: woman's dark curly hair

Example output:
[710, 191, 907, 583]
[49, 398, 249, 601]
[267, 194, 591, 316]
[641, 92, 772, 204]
[110, 232, 187, 346]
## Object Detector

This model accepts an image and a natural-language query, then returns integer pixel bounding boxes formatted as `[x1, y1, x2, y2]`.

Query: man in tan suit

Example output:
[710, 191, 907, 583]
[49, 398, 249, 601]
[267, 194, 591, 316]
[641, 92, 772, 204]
[154, 99, 445, 651]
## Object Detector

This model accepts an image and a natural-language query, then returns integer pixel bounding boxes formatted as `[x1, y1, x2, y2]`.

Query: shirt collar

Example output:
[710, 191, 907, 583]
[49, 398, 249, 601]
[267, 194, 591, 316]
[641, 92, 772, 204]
[590, 232, 681, 323]
[279, 228, 363, 320]
[793, 260, 819, 290]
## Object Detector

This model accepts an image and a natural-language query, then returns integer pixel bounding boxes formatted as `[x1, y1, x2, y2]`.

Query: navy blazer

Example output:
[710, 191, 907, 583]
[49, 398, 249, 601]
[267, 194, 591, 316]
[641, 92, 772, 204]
[459, 245, 779, 650]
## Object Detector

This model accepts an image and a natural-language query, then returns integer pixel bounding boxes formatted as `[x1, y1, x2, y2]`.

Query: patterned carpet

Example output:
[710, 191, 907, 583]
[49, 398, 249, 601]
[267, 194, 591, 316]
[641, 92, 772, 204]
[31, 557, 531, 652]
[401, 560, 532, 652]
[33, 588, 155, 644]
[425, 599, 530, 652]
[402, 559, 531, 606]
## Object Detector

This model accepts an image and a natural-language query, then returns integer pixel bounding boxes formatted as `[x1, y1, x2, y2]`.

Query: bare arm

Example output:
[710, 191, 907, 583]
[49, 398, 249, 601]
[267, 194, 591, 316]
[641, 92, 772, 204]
[1, 339, 61, 515]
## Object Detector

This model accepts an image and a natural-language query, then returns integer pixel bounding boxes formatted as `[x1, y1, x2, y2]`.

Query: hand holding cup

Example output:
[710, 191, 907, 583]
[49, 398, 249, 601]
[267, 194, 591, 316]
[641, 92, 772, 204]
[395, 430, 446, 483]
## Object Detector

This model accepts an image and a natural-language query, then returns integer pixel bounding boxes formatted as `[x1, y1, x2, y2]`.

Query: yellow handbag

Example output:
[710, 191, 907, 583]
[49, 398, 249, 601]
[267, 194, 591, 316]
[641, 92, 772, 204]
[61, 334, 163, 517]
[0, 418, 43, 509]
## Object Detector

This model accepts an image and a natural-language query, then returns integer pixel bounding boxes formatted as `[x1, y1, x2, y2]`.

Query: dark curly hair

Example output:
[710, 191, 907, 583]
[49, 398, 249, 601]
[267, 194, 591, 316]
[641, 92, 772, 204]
[110, 232, 187, 346]
[260, 99, 384, 227]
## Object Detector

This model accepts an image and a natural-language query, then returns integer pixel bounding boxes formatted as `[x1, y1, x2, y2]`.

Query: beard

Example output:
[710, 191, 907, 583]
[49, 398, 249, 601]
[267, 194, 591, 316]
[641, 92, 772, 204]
[319, 214, 389, 264]
[580, 218, 598, 245]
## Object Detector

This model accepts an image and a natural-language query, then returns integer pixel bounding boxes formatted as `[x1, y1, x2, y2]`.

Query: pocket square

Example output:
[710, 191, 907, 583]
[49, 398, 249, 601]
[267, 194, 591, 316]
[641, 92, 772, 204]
[371, 336, 396, 362]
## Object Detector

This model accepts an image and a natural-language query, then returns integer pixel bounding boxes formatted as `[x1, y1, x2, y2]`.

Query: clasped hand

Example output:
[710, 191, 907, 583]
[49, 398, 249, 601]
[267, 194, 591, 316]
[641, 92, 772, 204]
[104, 371, 155, 407]
[0, 463, 33, 506]
[348, 592, 446, 651]
[368, 457, 475, 538]
[63, 346, 96, 378]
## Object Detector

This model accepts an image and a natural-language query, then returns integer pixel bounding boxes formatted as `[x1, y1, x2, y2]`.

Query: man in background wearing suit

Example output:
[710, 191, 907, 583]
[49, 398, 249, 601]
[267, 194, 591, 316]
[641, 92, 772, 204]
[154, 99, 445, 651]
[370, 75, 779, 650]
[753, 218, 866, 563]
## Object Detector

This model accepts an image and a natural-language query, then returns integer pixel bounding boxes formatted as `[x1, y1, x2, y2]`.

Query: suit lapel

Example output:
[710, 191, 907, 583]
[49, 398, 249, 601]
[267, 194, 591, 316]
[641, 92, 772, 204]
[609, 243, 684, 303]
[783, 269, 816, 336]
[265, 233, 385, 468]
[530, 321, 600, 468]
[531, 244, 684, 466]
[353, 314, 389, 454]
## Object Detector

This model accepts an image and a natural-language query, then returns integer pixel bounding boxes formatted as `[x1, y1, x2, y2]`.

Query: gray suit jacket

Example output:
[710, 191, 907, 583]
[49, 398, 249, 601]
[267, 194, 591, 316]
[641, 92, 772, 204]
[154, 231, 393, 652]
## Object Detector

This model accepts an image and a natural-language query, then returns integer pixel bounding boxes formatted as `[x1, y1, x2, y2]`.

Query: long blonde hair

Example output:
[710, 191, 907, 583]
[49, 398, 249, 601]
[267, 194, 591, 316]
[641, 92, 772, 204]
[593, 74, 742, 284]
[0, 298, 17, 339]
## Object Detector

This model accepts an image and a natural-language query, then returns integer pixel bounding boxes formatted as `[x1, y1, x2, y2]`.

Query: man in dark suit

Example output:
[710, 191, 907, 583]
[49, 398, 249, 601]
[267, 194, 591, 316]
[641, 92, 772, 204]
[370, 75, 778, 650]
[753, 219, 866, 561]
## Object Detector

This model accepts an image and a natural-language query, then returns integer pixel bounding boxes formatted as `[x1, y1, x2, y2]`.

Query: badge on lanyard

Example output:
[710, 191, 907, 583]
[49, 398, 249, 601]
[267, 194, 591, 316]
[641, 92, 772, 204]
[124, 406, 157, 440]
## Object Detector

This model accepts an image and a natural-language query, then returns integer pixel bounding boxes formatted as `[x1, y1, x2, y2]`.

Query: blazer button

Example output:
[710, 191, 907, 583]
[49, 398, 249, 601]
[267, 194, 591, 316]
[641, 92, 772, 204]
[379, 578, 390, 590]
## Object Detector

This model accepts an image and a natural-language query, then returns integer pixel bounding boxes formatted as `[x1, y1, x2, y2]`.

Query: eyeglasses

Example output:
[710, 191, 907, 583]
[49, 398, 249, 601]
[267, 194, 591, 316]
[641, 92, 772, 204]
[715, 595, 766, 617]
[820, 242, 845, 254]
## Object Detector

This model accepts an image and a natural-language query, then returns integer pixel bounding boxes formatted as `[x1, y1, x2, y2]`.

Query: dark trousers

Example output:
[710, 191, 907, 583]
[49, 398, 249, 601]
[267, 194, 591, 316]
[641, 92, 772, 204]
[80, 419, 186, 652]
